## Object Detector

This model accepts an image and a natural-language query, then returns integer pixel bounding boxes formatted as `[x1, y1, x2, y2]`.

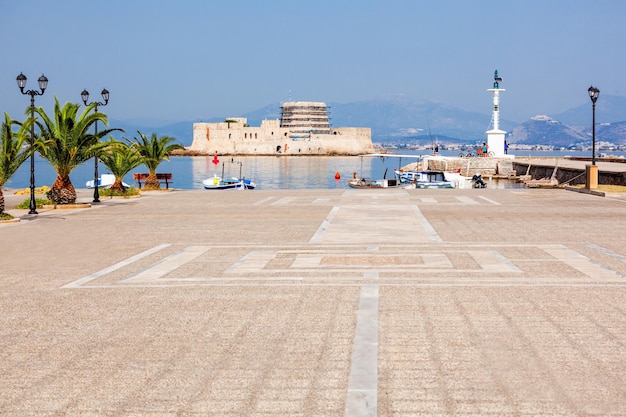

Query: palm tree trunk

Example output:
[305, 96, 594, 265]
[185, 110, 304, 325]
[110, 178, 126, 193]
[0, 189, 5, 214]
[144, 172, 160, 189]
[50, 175, 77, 204]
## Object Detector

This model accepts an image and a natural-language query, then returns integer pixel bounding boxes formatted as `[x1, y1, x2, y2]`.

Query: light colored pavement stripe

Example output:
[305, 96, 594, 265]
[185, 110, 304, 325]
[313, 198, 330, 204]
[421, 253, 454, 268]
[224, 250, 276, 273]
[586, 242, 626, 263]
[309, 206, 340, 243]
[478, 195, 501, 205]
[411, 205, 442, 243]
[291, 255, 323, 268]
[420, 197, 438, 203]
[79, 281, 626, 289]
[541, 244, 624, 280]
[124, 246, 209, 282]
[62, 244, 171, 288]
[270, 196, 297, 206]
[468, 250, 523, 273]
[345, 284, 378, 417]
[456, 196, 480, 204]
[363, 270, 379, 280]
[253, 196, 274, 206]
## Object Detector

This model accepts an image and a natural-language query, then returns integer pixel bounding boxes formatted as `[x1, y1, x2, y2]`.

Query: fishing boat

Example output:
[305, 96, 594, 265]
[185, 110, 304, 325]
[202, 176, 256, 190]
[348, 177, 411, 189]
[393, 169, 455, 189]
[349, 153, 427, 189]
[86, 174, 130, 189]
[202, 159, 256, 190]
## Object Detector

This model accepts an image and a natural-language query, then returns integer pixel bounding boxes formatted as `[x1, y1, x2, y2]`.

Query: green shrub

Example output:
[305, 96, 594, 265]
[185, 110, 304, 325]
[16, 198, 53, 209]
[98, 187, 140, 198]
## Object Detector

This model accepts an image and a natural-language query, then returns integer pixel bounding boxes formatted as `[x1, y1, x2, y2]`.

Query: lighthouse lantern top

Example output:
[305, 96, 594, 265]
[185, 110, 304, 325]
[493, 70, 503, 89]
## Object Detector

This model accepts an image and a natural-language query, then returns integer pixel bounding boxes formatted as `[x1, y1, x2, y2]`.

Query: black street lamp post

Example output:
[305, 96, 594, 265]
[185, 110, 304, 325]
[16, 72, 48, 214]
[585, 86, 600, 190]
[81, 88, 109, 203]
[588, 86, 600, 165]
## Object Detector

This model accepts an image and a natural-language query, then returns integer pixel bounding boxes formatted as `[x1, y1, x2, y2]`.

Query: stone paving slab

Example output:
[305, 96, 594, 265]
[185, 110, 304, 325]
[1, 187, 625, 416]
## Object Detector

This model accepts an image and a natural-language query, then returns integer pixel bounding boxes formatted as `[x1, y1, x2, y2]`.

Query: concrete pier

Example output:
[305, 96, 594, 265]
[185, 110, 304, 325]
[512, 156, 626, 186]
[424, 155, 626, 186]
[1, 188, 626, 415]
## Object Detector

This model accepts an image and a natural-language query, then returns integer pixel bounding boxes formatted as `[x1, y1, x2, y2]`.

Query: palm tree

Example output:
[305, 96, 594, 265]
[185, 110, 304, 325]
[0, 113, 33, 214]
[97, 137, 143, 193]
[35, 97, 120, 204]
[128, 131, 183, 189]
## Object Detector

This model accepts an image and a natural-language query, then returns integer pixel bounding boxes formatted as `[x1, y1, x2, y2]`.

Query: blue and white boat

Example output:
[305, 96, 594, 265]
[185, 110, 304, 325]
[393, 169, 455, 189]
[202, 175, 256, 190]
[202, 159, 256, 190]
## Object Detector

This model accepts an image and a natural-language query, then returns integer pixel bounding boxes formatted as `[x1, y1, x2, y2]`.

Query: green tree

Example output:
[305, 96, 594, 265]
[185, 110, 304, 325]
[0, 114, 34, 214]
[128, 131, 183, 189]
[35, 97, 121, 204]
[97, 137, 143, 193]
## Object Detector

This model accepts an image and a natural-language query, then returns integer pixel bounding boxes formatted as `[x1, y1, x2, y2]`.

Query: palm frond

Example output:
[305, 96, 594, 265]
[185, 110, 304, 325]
[126, 130, 184, 174]
[98, 137, 143, 179]
[0, 113, 33, 188]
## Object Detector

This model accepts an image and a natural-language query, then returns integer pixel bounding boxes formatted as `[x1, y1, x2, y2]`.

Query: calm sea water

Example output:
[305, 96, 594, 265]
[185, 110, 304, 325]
[5, 150, 622, 190]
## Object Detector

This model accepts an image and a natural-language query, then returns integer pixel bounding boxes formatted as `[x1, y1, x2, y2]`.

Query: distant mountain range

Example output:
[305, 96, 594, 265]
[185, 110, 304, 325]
[241, 95, 517, 145]
[110, 94, 626, 148]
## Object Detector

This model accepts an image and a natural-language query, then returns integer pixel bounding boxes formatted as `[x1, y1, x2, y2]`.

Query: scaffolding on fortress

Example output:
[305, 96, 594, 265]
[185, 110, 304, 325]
[280, 102, 332, 135]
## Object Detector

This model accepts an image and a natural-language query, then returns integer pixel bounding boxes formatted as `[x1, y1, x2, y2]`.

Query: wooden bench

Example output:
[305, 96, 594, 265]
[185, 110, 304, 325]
[133, 173, 173, 189]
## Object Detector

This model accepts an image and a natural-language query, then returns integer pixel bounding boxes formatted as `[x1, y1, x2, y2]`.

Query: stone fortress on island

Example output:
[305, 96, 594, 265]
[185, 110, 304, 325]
[189, 101, 374, 155]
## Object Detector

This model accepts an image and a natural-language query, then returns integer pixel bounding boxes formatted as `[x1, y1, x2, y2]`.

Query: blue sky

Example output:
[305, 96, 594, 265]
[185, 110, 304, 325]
[1, 0, 624, 124]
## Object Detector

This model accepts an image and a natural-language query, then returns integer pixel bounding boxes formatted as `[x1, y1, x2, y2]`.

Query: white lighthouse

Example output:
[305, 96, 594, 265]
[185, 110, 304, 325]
[486, 70, 507, 157]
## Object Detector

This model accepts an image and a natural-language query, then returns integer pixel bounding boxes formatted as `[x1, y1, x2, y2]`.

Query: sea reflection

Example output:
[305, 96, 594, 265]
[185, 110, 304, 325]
[192, 156, 379, 190]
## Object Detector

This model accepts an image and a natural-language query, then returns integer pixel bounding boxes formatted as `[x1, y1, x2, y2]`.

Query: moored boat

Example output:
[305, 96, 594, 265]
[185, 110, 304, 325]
[202, 176, 256, 190]
[348, 177, 410, 189]
[86, 174, 130, 189]
[393, 169, 455, 189]
[202, 159, 256, 190]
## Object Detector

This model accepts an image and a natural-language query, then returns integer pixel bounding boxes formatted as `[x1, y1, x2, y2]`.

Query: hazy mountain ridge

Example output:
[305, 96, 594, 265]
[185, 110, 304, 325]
[508, 116, 586, 147]
[111, 95, 626, 147]
[506, 95, 626, 147]
[550, 95, 626, 126]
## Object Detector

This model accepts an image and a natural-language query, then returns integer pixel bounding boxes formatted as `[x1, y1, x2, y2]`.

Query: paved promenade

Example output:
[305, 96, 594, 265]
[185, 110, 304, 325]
[1, 187, 626, 416]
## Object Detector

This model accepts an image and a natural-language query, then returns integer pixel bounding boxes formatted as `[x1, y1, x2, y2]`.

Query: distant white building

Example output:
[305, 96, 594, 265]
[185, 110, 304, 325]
[531, 115, 560, 124]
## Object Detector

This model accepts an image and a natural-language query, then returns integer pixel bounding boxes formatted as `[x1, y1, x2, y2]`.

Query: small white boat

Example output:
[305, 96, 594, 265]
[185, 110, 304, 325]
[394, 169, 455, 189]
[86, 174, 130, 189]
[350, 153, 436, 190]
[202, 176, 256, 190]
[203, 159, 256, 190]
[348, 177, 412, 189]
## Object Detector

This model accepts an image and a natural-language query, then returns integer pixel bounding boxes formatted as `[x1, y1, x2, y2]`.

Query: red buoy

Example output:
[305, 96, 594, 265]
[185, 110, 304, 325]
[334, 172, 341, 181]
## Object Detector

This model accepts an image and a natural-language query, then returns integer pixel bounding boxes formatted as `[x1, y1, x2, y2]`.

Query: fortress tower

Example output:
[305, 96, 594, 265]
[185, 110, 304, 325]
[280, 101, 331, 137]
[486, 70, 507, 157]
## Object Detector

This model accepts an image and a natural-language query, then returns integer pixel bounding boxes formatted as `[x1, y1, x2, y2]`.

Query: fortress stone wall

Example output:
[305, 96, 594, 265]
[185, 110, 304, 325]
[189, 102, 374, 155]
